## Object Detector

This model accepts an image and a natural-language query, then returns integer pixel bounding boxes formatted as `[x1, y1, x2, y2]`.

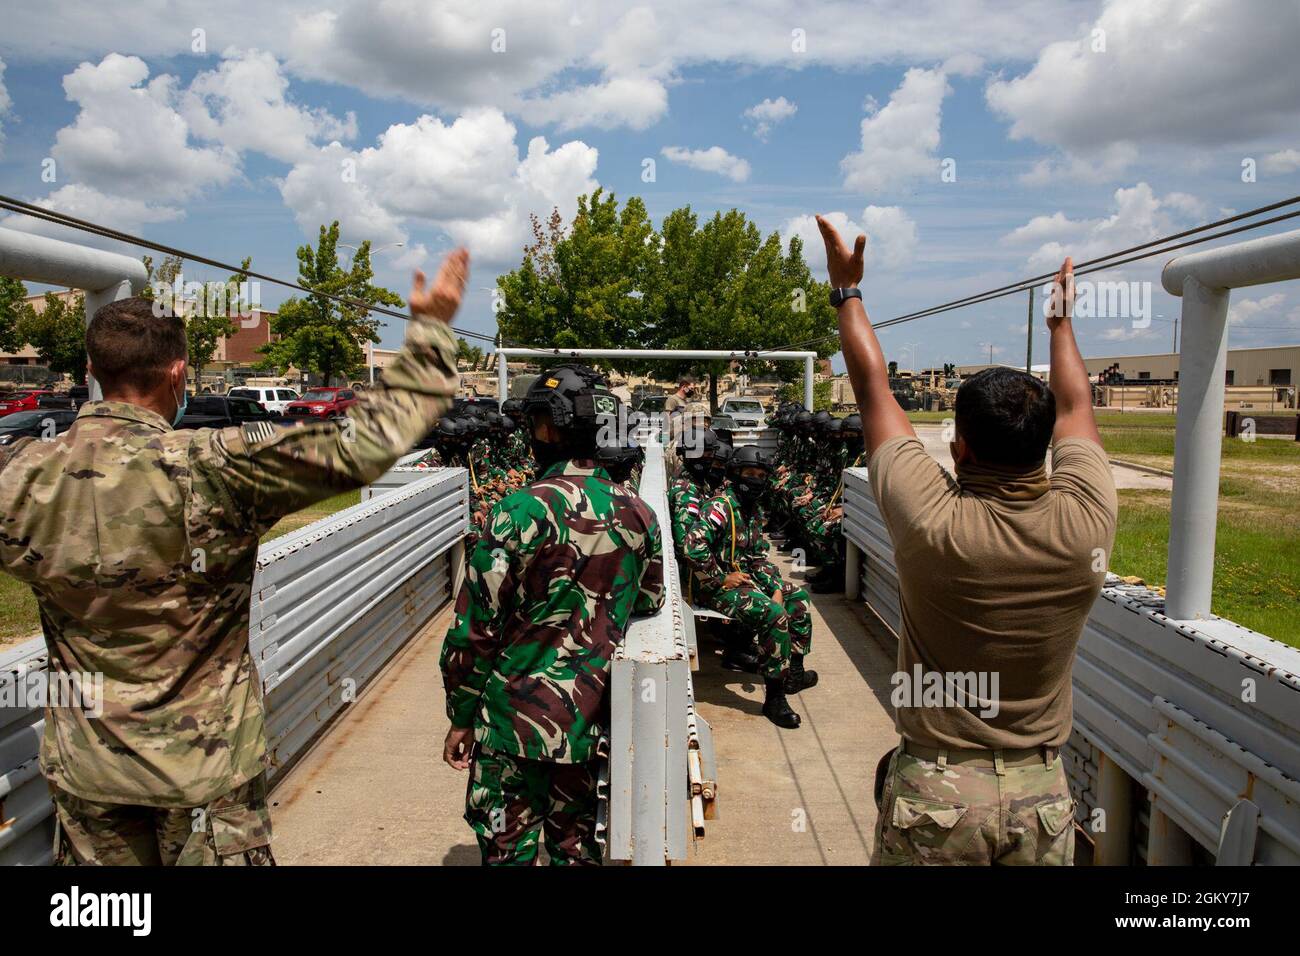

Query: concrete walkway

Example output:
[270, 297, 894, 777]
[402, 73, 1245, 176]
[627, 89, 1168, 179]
[681, 555, 899, 865]
[270, 605, 482, 866]
[270, 555, 903, 866]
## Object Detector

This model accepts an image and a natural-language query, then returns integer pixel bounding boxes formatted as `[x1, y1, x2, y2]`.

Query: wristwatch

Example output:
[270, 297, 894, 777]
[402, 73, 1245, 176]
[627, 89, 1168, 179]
[829, 287, 862, 307]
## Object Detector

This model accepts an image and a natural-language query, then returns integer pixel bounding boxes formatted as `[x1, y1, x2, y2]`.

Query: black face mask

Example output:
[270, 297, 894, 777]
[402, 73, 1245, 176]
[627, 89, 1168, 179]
[733, 476, 767, 509]
[686, 457, 712, 482]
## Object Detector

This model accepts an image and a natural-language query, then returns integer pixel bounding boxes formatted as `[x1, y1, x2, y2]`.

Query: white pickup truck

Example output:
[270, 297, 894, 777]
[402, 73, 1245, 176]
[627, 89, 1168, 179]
[717, 396, 766, 427]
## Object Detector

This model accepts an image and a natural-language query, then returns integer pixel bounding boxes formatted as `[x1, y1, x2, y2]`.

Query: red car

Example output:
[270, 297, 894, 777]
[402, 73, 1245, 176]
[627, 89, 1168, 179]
[0, 390, 53, 415]
[284, 387, 359, 420]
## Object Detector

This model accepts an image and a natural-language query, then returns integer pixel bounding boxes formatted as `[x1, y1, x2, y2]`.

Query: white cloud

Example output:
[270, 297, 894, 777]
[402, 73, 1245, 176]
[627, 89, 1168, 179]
[661, 145, 751, 182]
[743, 96, 797, 140]
[1000, 182, 1202, 271]
[782, 205, 918, 276]
[987, 0, 1300, 176]
[0, 57, 11, 155]
[3, 2, 1097, 134]
[52, 54, 238, 202]
[1228, 293, 1287, 326]
[517, 74, 669, 132]
[1261, 149, 1300, 174]
[181, 48, 356, 163]
[0, 183, 183, 240]
[279, 109, 599, 265]
[840, 67, 949, 194]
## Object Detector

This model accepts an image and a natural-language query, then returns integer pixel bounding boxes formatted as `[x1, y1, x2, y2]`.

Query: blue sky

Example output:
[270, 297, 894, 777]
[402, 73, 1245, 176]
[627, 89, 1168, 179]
[1, 0, 1298, 368]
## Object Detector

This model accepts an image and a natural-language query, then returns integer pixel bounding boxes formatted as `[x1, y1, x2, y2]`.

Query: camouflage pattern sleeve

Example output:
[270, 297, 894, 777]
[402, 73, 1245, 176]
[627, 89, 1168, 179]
[195, 318, 459, 534]
[634, 514, 665, 614]
[746, 522, 782, 592]
[440, 505, 519, 728]
[683, 496, 727, 584]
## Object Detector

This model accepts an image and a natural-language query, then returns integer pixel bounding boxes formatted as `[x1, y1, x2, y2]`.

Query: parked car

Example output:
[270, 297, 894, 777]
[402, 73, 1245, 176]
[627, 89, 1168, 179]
[0, 390, 54, 415]
[176, 394, 273, 430]
[284, 387, 359, 420]
[229, 385, 300, 415]
[718, 396, 766, 427]
[635, 394, 668, 415]
[36, 386, 90, 410]
[0, 408, 78, 445]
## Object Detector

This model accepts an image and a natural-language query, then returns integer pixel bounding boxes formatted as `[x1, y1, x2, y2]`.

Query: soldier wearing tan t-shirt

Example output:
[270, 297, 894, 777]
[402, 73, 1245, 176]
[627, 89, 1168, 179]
[814, 216, 1116, 866]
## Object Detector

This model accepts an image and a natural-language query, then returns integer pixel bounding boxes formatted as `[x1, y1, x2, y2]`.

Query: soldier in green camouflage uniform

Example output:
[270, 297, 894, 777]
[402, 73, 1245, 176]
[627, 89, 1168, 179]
[872, 744, 1075, 865]
[802, 414, 866, 592]
[441, 365, 664, 865]
[0, 250, 468, 865]
[683, 446, 815, 728]
[667, 429, 718, 555]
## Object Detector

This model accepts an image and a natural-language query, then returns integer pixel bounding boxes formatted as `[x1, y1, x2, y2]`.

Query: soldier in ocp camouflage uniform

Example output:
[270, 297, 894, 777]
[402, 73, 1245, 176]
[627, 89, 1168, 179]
[440, 365, 664, 865]
[0, 250, 469, 865]
[872, 744, 1075, 865]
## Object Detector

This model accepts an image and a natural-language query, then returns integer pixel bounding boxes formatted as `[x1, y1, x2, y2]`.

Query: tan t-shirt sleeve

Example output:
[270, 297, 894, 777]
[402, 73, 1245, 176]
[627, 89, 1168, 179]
[1049, 438, 1119, 533]
[867, 435, 957, 542]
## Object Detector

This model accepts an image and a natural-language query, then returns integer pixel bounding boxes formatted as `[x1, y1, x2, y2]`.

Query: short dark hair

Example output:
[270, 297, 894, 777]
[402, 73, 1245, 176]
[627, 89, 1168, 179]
[87, 297, 187, 393]
[955, 367, 1056, 467]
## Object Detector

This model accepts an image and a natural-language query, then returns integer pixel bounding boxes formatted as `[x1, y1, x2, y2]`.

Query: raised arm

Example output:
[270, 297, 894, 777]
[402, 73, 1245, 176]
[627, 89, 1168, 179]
[1045, 257, 1102, 446]
[205, 249, 469, 532]
[815, 216, 914, 455]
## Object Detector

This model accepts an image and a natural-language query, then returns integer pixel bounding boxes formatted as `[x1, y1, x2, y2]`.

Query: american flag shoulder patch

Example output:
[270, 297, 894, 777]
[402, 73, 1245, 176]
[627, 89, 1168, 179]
[242, 420, 277, 446]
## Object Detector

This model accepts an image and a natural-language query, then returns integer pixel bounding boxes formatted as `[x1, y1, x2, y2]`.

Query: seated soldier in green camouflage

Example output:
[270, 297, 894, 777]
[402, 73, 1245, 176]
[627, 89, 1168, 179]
[0, 249, 468, 865]
[440, 365, 664, 865]
[802, 414, 866, 593]
[684, 446, 816, 729]
[667, 427, 719, 555]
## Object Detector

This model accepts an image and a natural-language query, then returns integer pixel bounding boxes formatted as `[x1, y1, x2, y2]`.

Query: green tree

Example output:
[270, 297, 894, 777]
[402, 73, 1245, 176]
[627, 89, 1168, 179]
[0, 276, 28, 354]
[456, 336, 486, 370]
[496, 193, 838, 411]
[261, 222, 402, 385]
[141, 254, 244, 389]
[496, 190, 660, 360]
[17, 293, 87, 384]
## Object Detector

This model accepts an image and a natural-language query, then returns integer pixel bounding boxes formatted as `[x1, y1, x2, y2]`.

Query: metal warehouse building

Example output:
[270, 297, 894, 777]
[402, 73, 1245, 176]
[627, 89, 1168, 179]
[957, 344, 1298, 387]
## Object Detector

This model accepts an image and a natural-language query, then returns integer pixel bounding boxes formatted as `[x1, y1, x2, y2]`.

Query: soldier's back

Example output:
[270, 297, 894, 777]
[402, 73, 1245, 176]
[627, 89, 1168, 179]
[0, 402, 265, 806]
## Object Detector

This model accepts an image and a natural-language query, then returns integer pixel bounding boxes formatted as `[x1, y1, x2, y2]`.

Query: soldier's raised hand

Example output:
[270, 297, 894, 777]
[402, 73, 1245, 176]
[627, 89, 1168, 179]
[409, 247, 470, 324]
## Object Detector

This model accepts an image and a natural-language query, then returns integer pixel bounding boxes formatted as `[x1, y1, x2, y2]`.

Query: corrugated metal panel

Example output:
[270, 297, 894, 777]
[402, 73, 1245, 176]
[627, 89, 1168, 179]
[841, 460, 1300, 865]
[0, 469, 467, 865]
[606, 439, 704, 864]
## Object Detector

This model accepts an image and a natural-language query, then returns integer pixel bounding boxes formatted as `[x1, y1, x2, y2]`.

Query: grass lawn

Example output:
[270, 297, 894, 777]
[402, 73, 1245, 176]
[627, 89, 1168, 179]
[909, 407, 1300, 646]
[0, 489, 364, 650]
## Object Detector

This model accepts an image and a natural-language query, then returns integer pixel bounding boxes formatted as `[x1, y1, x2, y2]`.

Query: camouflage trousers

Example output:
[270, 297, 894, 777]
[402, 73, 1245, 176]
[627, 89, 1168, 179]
[465, 746, 601, 866]
[798, 503, 843, 567]
[51, 773, 275, 866]
[872, 741, 1076, 866]
[700, 580, 812, 678]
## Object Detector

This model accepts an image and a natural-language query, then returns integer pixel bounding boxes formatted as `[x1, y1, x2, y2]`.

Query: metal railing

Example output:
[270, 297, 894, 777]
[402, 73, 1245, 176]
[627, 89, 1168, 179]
[0, 467, 468, 865]
[603, 439, 716, 863]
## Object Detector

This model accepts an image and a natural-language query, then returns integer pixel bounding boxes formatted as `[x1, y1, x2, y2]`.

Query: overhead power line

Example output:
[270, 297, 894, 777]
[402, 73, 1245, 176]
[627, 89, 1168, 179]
[0, 193, 504, 347]
[766, 194, 1300, 355]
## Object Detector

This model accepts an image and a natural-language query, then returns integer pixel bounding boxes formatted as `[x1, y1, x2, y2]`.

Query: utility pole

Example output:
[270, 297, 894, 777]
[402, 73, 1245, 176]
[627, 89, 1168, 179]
[1025, 286, 1034, 373]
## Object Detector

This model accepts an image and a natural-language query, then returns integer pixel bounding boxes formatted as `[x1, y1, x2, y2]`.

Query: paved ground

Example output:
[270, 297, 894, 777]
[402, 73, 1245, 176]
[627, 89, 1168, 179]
[681, 555, 900, 866]
[912, 423, 1171, 490]
[270, 555, 902, 866]
[270, 605, 482, 866]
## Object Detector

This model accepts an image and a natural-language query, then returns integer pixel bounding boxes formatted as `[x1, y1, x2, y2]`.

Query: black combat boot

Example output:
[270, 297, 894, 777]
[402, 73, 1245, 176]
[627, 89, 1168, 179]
[762, 678, 801, 728]
[784, 653, 819, 693]
[720, 632, 761, 673]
